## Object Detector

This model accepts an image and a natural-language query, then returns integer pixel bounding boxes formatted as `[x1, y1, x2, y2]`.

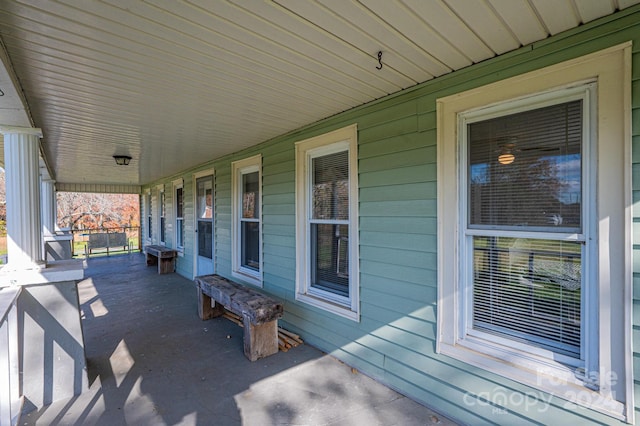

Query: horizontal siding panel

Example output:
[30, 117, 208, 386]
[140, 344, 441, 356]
[359, 164, 435, 187]
[360, 216, 436, 234]
[359, 182, 436, 202]
[262, 182, 294, 197]
[285, 303, 371, 347]
[417, 111, 436, 132]
[262, 193, 294, 206]
[359, 147, 433, 173]
[262, 243, 295, 259]
[359, 132, 428, 158]
[360, 268, 437, 288]
[360, 245, 436, 268]
[262, 171, 295, 186]
[262, 260, 294, 282]
[263, 234, 295, 248]
[263, 159, 295, 177]
[358, 116, 419, 143]
[360, 199, 436, 217]
[361, 306, 436, 335]
[262, 149, 294, 167]
[361, 270, 437, 299]
[262, 204, 293, 215]
[360, 260, 435, 288]
[360, 287, 433, 315]
[263, 214, 294, 227]
[360, 232, 436, 252]
[360, 306, 436, 342]
[263, 223, 294, 237]
[355, 99, 417, 130]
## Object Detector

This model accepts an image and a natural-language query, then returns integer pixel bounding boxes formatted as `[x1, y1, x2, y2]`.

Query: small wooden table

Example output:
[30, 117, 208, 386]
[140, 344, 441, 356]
[195, 274, 284, 361]
[144, 245, 177, 274]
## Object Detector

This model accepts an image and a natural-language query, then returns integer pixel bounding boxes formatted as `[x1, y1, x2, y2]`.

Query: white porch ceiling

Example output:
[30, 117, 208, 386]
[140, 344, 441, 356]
[0, 0, 638, 187]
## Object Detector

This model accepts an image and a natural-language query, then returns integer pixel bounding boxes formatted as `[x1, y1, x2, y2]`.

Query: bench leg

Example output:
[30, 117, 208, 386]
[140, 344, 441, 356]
[146, 253, 157, 266]
[158, 257, 175, 274]
[242, 317, 278, 362]
[197, 288, 224, 320]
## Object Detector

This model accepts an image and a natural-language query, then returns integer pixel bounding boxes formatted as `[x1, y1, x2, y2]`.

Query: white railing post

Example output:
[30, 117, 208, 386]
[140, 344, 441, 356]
[0, 288, 22, 426]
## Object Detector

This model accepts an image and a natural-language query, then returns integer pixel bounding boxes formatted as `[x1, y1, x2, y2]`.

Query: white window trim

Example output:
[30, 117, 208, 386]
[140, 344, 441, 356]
[436, 44, 632, 421]
[231, 155, 262, 287]
[295, 124, 359, 321]
[172, 178, 184, 255]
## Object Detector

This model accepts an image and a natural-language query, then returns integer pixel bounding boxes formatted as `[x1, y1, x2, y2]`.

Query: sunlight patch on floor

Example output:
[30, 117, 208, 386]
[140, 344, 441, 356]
[109, 339, 134, 388]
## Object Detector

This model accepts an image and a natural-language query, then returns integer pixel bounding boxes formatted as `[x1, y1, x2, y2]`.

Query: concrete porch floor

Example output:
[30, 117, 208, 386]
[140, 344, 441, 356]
[21, 254, 458, 426]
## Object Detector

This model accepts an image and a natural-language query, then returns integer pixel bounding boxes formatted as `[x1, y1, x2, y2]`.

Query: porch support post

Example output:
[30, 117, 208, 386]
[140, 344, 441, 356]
[41, 178, 56, 237]
[1, 126, 45, 270]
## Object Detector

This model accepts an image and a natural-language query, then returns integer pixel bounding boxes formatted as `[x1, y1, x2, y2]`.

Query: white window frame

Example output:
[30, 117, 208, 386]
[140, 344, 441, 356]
[173, 178, 184, 254]
[158, 184, 166, 246]
[436, 44, 632, 421]
[231, 155, 262, 287]
[295, 124, 359, 321]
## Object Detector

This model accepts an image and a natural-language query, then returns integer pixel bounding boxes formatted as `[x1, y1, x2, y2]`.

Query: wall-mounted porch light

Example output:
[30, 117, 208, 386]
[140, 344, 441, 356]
[113, 155, 132, 166]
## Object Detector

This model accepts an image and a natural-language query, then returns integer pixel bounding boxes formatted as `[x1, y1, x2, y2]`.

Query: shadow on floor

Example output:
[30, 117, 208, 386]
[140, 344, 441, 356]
[21, 254, 456, 426]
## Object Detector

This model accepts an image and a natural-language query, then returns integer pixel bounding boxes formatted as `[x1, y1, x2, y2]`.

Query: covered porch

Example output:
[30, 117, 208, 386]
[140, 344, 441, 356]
[20, 254, 453, 425]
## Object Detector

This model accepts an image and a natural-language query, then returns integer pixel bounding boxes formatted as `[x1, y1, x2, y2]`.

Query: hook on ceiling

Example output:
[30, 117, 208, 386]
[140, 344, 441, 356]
[376, 51, 383, 70]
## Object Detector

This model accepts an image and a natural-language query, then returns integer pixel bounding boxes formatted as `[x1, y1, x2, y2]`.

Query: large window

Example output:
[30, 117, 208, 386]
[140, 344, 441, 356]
[295, 125, 359, 320]
[232, 155, 262, 286]
[174, 179, 184, 251]
[437, 45, 631, 420]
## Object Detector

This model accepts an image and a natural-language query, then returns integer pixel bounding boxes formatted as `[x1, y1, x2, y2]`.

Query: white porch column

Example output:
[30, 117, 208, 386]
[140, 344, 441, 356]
[41, 178, 56, 237]
[1, 126, 45, 270]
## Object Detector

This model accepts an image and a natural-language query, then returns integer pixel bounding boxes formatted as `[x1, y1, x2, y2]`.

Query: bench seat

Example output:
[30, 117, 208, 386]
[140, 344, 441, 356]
[144, 245, 177, 274]
[195, 274, 283, 361]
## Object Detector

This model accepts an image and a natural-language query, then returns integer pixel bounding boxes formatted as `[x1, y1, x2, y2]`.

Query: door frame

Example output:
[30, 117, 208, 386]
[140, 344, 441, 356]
[193, 169, 215, 278]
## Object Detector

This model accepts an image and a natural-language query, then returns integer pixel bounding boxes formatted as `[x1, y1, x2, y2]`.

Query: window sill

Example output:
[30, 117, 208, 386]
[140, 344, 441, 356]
[296, 292, 358, 322]
[438, 341, 625, 420]
[232, 269, 262, 288]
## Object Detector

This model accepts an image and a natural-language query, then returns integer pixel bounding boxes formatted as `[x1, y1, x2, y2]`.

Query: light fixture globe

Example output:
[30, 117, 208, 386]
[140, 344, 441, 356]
[497, 153, 515, 165]
[113, 155, 132, 166]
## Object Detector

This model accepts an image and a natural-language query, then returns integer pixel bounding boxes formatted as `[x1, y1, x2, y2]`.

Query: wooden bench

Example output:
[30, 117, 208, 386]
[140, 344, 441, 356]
[86, 232, 129, 255]
[195, 274, 284, 361]
[144, 245, 177, 274]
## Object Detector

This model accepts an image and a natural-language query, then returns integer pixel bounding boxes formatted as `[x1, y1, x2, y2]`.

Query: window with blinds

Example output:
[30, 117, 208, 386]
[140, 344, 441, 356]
[310, 150, 349, 297]
[466, 99, 584, 360]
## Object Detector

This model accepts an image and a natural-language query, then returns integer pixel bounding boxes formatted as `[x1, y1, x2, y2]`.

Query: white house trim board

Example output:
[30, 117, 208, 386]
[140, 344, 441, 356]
[436, 43, 632, 421]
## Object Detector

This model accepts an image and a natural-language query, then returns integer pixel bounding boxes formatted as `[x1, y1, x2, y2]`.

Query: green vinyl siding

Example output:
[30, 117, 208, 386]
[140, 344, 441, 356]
[138, 6, 640, 425]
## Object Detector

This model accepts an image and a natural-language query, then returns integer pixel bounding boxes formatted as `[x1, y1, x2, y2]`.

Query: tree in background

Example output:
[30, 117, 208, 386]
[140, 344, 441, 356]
[57, 192, 139, 230]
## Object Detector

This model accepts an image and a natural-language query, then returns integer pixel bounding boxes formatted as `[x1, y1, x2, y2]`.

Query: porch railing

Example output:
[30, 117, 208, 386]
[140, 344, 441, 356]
[0, 286, 21, 426]
[69, 226, 141, 257]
